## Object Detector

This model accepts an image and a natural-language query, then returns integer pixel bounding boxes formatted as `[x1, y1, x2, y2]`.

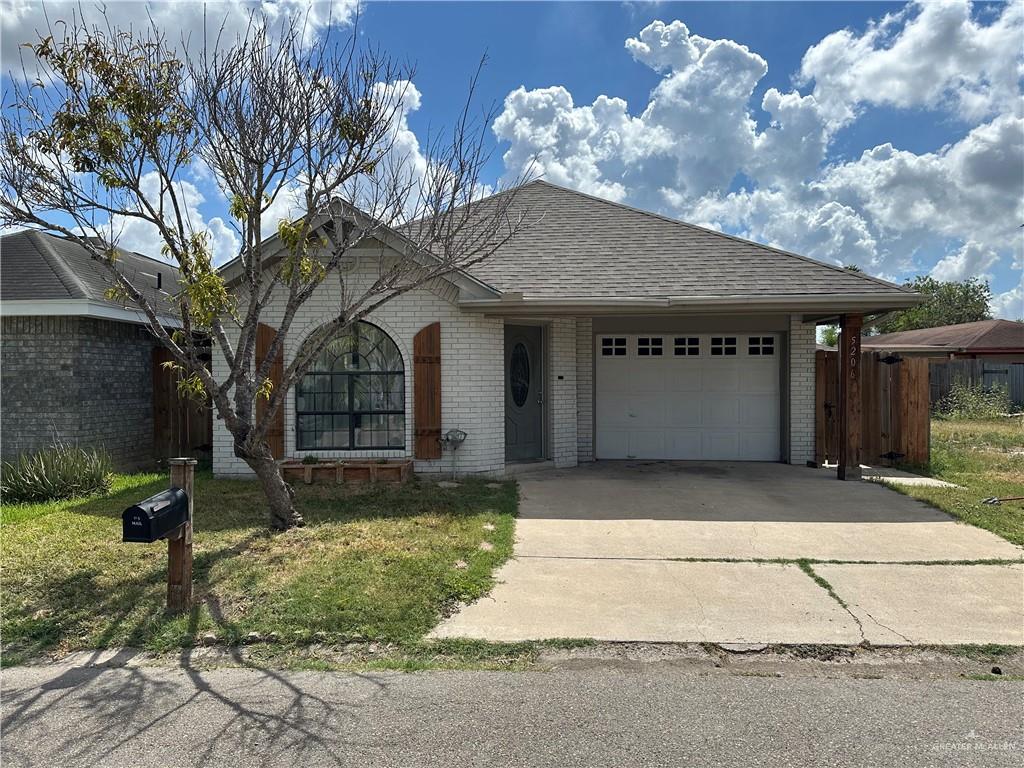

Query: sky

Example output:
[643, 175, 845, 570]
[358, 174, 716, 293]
[2, 0, 1022, 318]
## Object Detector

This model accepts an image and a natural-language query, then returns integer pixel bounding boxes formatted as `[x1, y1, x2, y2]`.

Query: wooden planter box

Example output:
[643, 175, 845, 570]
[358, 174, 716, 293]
[280, 459, 412, 485]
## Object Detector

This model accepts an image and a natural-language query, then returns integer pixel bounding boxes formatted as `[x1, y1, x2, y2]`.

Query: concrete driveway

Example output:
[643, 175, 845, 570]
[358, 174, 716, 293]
[433, 462, 1024, 645]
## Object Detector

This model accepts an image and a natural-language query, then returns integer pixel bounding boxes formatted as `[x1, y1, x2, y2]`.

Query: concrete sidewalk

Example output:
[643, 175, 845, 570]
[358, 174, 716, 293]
[432, 559, 1024, 645]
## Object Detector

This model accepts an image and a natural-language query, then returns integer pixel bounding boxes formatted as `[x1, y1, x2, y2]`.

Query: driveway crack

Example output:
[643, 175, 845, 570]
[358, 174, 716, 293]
[859, 608, 913, 643]
[796, 560, 866, 644]
[670, 565, 708, 642]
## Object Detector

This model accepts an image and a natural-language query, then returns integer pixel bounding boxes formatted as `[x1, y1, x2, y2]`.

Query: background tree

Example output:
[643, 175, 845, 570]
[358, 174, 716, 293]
[819, 268, 992, 344]
[0, 12, 529, 530]
[871, 276, 992, 335]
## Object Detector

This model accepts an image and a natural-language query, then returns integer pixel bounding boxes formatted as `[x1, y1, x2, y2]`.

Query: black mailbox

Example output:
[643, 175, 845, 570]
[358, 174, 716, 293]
[122, 488, 189, 543]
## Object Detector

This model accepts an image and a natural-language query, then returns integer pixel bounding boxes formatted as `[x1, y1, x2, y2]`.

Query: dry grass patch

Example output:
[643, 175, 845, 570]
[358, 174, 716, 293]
[896, 417, 1024, 546]
[1, 473, 516, 666]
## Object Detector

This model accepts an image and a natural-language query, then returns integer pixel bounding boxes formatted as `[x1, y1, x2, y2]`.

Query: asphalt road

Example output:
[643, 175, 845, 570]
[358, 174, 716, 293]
[2, 663, 1022, 768]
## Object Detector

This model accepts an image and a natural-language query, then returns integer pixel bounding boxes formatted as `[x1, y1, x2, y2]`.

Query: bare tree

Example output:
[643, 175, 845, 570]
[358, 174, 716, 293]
[0, 10, 528, 529]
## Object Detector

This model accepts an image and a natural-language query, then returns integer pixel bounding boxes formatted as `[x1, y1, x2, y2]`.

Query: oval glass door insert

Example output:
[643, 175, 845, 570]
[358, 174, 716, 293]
[510, 342, 530, 407]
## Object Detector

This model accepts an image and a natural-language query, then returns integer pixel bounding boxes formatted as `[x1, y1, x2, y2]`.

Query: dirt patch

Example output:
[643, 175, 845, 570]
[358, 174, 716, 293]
[26, 641, 1024, 680]
[536, 642, 1024, 681]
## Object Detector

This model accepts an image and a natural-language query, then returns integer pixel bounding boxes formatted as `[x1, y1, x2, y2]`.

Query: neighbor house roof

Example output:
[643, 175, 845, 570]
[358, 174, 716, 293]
[862, 319, 1024, 353]
[447, 181, 921, 316]
[0, 230, 180, 324]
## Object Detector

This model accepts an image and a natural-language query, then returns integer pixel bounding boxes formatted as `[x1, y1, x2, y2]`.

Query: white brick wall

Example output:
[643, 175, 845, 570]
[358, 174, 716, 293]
[212, 263, 505, 477]
[575, 317, 594, 462]
[213, 296, 817, 475]
[788, 314, 816, 465]
[548, 317, 578, 468]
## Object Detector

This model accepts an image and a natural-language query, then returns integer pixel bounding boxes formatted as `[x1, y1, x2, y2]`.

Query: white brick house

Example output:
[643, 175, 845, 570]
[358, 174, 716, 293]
[213, 181, 919, 478]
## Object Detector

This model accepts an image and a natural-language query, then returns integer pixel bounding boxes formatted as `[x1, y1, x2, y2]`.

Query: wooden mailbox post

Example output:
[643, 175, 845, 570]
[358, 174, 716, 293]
[166, 457, 196, 613]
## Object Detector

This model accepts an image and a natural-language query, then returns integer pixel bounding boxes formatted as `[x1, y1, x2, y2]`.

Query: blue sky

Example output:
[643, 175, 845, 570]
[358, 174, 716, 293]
[364, 1, 957, 159]
[2, 1, 1022, 316]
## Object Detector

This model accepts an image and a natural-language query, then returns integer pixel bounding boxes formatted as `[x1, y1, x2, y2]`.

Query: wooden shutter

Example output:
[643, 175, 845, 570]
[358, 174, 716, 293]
[413, 322, 442, 459]
[255, 323, 285, 459]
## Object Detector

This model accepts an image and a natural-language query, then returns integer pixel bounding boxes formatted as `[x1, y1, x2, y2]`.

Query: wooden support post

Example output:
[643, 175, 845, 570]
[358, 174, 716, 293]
[837, 314, 863, 480]
[167, 458, 196, 613]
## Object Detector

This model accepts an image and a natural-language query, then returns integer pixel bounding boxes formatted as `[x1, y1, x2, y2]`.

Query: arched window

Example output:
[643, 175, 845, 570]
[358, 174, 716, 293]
[296, 322, 405, 450]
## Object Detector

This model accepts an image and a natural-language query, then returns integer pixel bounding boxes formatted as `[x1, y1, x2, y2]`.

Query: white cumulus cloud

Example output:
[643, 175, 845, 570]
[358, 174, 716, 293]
[991, 277, 1023, 320]
[0, 0, 359, 71]
[492, 3, 1023, 293]
[107, 172, 240, 266]
[799, 0, 1024, 128]
[929, 241, 1000, 282]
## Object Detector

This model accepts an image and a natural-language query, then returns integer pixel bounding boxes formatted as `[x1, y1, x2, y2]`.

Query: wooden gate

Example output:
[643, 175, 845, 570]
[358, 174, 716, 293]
[153, 347, 213, 463]
[815, 350, 930, 467]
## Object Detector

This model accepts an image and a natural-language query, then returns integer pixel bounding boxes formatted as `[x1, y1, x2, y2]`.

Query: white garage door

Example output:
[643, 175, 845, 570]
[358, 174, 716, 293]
[595, 333, 781, 461]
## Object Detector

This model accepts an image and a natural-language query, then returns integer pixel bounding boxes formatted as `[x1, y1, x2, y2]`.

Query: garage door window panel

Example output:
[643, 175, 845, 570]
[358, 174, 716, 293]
[748, 336, 775, 356]
[601, 337, 627, 357]
[637, 337, 664, 356]
[674, 337, 700, 356]
[711, 337, 737, 356]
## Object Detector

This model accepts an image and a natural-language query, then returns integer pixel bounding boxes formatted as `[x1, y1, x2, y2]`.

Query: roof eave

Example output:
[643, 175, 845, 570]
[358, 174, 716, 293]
[0, 298, 183, 328]
[459, 292, 924, 317]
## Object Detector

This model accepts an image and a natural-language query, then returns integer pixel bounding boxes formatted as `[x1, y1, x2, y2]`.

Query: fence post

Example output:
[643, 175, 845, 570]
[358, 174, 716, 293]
[167, 458, 196, 613]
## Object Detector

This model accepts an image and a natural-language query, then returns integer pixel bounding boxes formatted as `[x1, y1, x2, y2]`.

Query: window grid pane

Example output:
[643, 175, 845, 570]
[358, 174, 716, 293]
[296, 322, 405, 450]
[711, 336, 737, 356]
[674, 337, 700, 356]
[637, 337, 663, 357]
[601, 337, 627, 356]
[748, 336, 775, 356]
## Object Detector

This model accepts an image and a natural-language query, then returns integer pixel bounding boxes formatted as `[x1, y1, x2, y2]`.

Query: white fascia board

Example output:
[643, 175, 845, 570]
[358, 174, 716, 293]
[0, 299, 183, 328]
[459, 292, 924, 316]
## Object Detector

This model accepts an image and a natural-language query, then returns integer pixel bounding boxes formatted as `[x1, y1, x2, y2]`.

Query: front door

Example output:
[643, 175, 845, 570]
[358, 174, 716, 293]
[505, 325, 543, 461]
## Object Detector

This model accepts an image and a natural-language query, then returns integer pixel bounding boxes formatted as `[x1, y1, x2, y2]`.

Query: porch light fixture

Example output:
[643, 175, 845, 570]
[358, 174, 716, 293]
[440, 428, 468, 479]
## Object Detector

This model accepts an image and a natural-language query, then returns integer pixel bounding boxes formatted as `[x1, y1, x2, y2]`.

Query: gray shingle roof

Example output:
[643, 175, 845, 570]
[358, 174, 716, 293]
[1, 230, 179, 312]
[458, 180, 912, 300]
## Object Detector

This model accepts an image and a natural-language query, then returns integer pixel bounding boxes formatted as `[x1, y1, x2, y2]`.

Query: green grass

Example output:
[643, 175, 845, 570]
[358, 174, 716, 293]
[0, 472, 517, 666]
[894, 417, 1024, 545]
[962, 673, 1024, 682]
[795, 559, 850, 610]
[0, 472, 163, 525]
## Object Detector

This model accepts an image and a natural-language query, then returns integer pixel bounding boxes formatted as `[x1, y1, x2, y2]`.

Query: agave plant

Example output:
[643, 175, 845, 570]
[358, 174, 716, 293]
[0, 442, 113, 503]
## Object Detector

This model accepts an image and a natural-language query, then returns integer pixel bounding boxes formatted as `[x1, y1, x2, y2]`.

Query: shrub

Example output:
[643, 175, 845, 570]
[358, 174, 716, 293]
[1, 442, 112, 503]
[937, 380, 1012, 420]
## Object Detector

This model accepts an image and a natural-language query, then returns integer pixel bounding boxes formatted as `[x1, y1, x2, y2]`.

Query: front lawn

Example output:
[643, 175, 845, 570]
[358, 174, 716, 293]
[1, 473, 516, 666]
[898, 416, 1024, 546]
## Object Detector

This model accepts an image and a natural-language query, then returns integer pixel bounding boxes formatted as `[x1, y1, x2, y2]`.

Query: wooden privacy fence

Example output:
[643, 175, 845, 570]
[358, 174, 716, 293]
[153, 347, 213, 464]
[929, 359, 1024, 408]
[815, 350, 930, 467]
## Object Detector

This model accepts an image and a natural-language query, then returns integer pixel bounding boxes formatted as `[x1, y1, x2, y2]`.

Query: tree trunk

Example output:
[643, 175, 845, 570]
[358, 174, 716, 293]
[247, 451, 304, 531]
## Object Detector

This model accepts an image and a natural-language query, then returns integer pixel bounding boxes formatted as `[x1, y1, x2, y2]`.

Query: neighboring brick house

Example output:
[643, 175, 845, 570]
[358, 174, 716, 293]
[213, 180, 921, 477]
[0, 231, 190, 470]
